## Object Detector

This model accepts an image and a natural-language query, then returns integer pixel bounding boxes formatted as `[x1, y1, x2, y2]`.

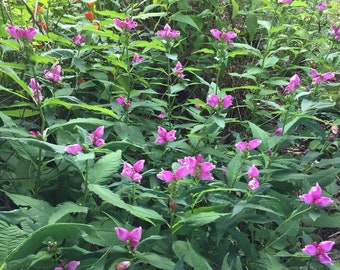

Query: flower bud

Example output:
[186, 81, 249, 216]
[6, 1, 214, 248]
[116, 261, 131, 270]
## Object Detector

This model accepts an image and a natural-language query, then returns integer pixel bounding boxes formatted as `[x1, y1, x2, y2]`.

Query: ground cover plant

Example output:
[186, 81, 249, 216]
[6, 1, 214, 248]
[0, 0, 339, 269]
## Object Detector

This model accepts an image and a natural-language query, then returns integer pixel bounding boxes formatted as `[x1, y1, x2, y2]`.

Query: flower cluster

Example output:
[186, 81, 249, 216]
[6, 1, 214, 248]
[157, 167, 189, 183]
[206, 94, 233, 109]
[114, 18, 137, 30]
[155, 126, 176, 144]
[299, 183, 333, 206]
[173, 61, 184, 78]
[247, 165, 260, 190]
[178, 154, 215, 180]
[235, 139, 262, 151]
[302, 241, 335, 265]
[29, 78, 43, 102]
[285, 74, 300, 93]
[120, 160, 145, 183]
[72, 34, 86, 45]
[55, 260, 80, 270]
[44, 65, 62, 82]
[116, 96, 131, 108]
[88, 126, 105, 146]
[210, 28, 237, 43]
[330, 25, 340, 40]
[133, 53, 144, 63]
[311, 69, 334, 84]
[115, 226, 142, 251]
[317, 2, 327, 11]
[277, 0, 292, 4]
[157, 24, 180, 38]
[5, 25, 38, 40]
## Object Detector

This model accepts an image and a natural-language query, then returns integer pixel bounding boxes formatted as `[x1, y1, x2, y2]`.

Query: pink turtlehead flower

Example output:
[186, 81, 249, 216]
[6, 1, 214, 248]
[44, 65, 62, 82]
[210, 29, 237, 43]
[64, 144, 83, 155]
[235, 139, 262, 151]
[206, 94, 233, 109]
[247, 165, 259, 179]
[133, 53, 144, 63]
[275, 127, 283, 136]
[157, 167, 189, 183]
[155, 126, 176, 144]
[5, 25, 38, 40]
[174, 61, 184, 78]
[299, 183, 333, 206]
[302, 241, 335, 265]
[88, 126, 105, 146]
[116, 261, 131, 270]
[310, 69, 334, 84]
[157, 24, 180, 38]
[116, 96, 131, 108]
[330, 25, 340, 40]
[55, 260, 80, 270]
[285, 74, 300, 93]
[158, 112, 165, 119]
[120, 160, 145, 183]
[29, 78, 43, 102]
[248, 179, 259, 190]
[29, 130, 42, 139]
[318, 2, 327, 11]
[115, 227, 142, 251]
[72, 34, 86, 45]
[277, 0, 292, 3]
[113, 18, 137, 30]
[178, 154, 215, 180]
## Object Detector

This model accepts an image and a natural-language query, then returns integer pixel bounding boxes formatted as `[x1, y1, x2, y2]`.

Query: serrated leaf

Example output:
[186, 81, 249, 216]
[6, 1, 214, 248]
[48, 202, 88, 224]
[171, 13, 199, 30]
[136, 253, 176, 270]
[88, 151, 122, 184]
[246, 12, 258, 41]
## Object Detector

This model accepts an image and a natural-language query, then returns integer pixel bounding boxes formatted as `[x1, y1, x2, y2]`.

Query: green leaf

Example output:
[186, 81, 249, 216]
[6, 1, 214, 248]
[136, 253, 176, 270]
[48, 202, 88, 224]
[88, 151, 122, 184]
[1, 137, 65, 153]
[227, 155, 243, 186]
[231, 0, 239, 19]
[232, 201, 284, 218]
[172, 241, 212, 270]
[248, 121, 270, 150]
[4, 223, 99, 262]
[246, 12, 258, 41]
[88, 184, 166, 225]
[171, 13, 199, 30]
[300, 99, 336, 113]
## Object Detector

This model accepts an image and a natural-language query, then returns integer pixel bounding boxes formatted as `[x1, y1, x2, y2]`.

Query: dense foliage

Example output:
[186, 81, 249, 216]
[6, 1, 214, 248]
[0, 0, 339, 269]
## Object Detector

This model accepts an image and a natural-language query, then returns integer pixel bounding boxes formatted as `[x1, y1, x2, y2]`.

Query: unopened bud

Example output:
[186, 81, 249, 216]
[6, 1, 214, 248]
[116, 261, 131, 270]
[169, 200, 177, 212]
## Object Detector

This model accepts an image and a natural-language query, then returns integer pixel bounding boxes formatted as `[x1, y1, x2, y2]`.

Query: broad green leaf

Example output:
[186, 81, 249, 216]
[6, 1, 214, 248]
[171, 13, 199, 30]
[232, 201, 284, 218]
[227, 155, 243, 186]
[42, 98, 118, 119]
[248, 121, 270, 150]
[88, 151, 122, 184]
[172, 241, 212, 270]
[48, 202, 88, 224]
[136, 253, 176, 270]
[231, 0, 239, 19]
[1, 137, 65, 153]
[300, 99, 336, 113]
[131, 40, 166, 51]
[88, 184, 166, 225]
[246, 12, 258, 41]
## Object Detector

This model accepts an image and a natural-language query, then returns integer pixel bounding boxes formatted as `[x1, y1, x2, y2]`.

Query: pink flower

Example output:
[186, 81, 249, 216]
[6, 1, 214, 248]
[158, 112, 165, 118]
[174, 61, 184, 78]
[235, 139, 262, 151]
[115, 227, 142, 251]
[29, 130, 42, 139]
[285, 74, 300, 93]
[120, 160, 145, 183]
[277, 0, 292, 4]
[330, 25, 340, 40]
[44, 65, 62, 82]
[133, 53, 144, 63]
[157, 167, 189, 182]
[210, 29, 237, 43]
[302, 241, 335, 265]
[248, 178, 259, 190]
[318, 2, 327, 11]
[113, 18, 137, 30]
[29, 78, 43, 101]
[299, 183, 333, 206]
[155, 126, 176, 144]
[311, 69, 334, 84]
[55, 260, 80, 270]
[72, 34, 86, 45]
[275, 127, 283, 136]
[116, 96, 131, 108]
[64, 144, 83, 155]
[247, 165, 259, 179]
[5, 25, 38, 40]
[88, 126, 105, 146]
[178, 154, 215, 180]
[116, 261, 131, 270]
[206, 94, 233, 109]
[157, 24, 180, 39]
